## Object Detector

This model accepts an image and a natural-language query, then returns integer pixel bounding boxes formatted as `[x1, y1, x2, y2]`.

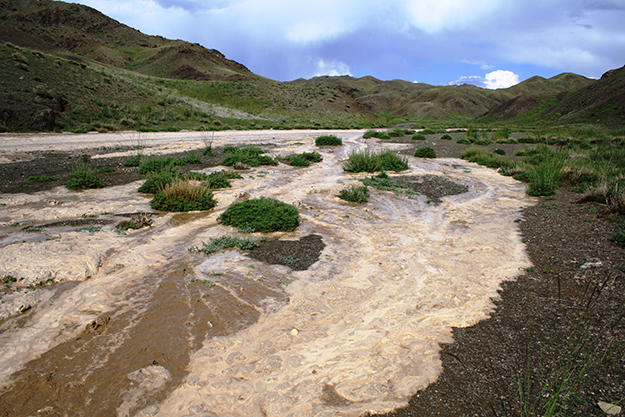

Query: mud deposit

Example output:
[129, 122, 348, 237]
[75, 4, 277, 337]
[0, 130, 532, 416]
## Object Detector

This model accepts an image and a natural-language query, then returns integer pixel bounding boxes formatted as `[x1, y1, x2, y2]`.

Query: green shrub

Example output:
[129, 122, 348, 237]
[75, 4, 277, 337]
[412, 134, 427, 141]
[343, 150, 408, 173]
[379, 150, 409, 172]
[190, 235, 264, 255]
[414, 147, 437, 158]
[441, 134, 452, 140]
[150, 179, 217, 212]
[388, 128, 410, 137]
[289, 155, 311, 167]
[363, 130, 390, 139]
[316, 135, 343, 146]
[340, 185, 370, 203]
[494, 149, 506, 155]
[457, 138, 472, 145]
[175, 152, 201, 165]
[222, 146, 277, 167]
[343, 149, 383, 173]
[139, 166, 181, 194]
[491, 129, 510, 141]
[139, 156, 176, 174]
[527, 159, 565, 196]
[66, 165, 104, 190]
[124, 155, 142, 167]
[26, 175, 59, 182]
[301, 152, 323, 162]
[218, 197, 299, 232]
[96, 167, 115, 173]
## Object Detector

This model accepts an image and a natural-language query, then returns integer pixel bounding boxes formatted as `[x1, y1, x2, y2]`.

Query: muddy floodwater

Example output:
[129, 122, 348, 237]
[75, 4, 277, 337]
[0, 130, 532, 416]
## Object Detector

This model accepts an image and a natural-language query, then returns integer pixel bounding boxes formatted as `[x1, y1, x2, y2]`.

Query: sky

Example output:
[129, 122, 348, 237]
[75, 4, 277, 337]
[73, 0, 625, 89]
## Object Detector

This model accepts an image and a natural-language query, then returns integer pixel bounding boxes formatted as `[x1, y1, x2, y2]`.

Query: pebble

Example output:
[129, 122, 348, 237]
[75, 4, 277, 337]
[598, 401, 621, 415]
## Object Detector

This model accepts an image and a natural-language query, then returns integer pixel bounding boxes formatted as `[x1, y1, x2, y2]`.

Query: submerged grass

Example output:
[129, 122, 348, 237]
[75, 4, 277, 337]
[189, 235, 264, 255]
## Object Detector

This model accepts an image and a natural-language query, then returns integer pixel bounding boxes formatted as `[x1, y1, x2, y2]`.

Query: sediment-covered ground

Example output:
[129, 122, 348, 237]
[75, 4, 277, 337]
[0, 130, 622, 416]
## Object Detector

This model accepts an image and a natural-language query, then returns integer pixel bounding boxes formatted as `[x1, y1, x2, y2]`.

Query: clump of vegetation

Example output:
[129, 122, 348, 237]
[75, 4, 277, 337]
[414, 147, 437, 158]
[527, 158, 565, 196]
[124, 155, 142, 167]
[138, 156, 176, 174]
[461, 147, 515, 171]
[138, 165, 181, 194]
[441, 134, 452, 140]
[189, 234, 264, 255]
[66, 164, 104, 190]
[316, 135, 342, 146]
[363, 130, 390, 139]
[26, 175, 59, 182]
[150, 179, 217, 212]
[361, 172, 415, 197]
[117, 220, 141, 231]
[222, 146, 278, 167]
[457, 138, 472, 145]
[96, 167, 115, 173]
[288, 152, 323, 167]
[412, 134, 427, 141]
[218, 197, 299, 232]
[388, 128, 414, 137]
[339, 185, 370, 203]
[343, 149, 409, 173]
[494, 149, 506, 155]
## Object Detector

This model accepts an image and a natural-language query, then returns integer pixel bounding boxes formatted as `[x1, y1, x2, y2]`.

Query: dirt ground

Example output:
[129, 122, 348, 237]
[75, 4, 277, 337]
[0, 134, 623, 416]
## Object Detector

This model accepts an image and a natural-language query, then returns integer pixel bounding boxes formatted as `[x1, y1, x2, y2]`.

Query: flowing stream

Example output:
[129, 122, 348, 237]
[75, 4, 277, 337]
[0, 130, 532, 416]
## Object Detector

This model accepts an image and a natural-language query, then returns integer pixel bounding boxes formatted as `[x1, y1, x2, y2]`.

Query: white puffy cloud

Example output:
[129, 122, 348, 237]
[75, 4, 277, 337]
[313, 59, 352, 77]
[450, 70, 519, 89]
[484, 70, 520, 89]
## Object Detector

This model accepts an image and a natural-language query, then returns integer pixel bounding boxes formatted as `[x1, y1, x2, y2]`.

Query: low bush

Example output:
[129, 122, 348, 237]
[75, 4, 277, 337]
[316, 135, 343, 146]
[190, 235, 264, 255]
[441, 134, 452, 140]
[457, 138, 472, 145]
[150, 179, 217, 212]
[139, 165, 181, 194]
[218, 197, 299, 232]
[340, 186, 370, 203]
[379, 150, 409, 172]
[343, 149, 409, 173]
[412, 134, 426, 141]
[527, 159, 565, 196]
[222, 146, 277, 167]
[289, 155, 311, 167]
[124, 155, 142, 167]
[494, 149, 506, 155]
[66, 164, 104, 190]
[414, 147, 437, 158]
[388, 128, 413, 137]
[175, 152, 201, 165]
[363, 130, 390, 139]
[139, 156, 176, 174]
[117, 220, 141, 231]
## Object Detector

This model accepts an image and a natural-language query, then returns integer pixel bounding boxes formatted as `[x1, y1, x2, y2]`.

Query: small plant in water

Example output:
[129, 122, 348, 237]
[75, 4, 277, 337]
[66, 164, 104, 190]
[218, 197, 299, 232]
[339, 185, 370, 203]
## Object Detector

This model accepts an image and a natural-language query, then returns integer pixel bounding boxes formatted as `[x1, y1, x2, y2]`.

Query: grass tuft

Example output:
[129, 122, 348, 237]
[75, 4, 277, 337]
[66, 164, 104, 190]
[150, 179, 217, 212]
[190, 235, 264, 255]
[339, 185, 370, 203]
[414, 147, 437, 158]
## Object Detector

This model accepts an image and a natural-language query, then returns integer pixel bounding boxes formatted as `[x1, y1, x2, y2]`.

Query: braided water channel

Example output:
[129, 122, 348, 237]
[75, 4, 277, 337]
[0, 130, 532, 416]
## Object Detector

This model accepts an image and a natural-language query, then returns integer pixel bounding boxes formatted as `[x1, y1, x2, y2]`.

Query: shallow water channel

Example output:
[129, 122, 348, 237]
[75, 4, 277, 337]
[0, 130, 532, 416]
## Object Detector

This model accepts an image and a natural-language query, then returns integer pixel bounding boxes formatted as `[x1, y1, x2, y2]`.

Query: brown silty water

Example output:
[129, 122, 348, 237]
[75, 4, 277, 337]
[0, 130, 533, 416]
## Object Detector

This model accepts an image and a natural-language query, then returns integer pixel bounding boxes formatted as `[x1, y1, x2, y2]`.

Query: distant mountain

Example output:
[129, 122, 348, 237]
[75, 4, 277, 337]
[481, 69, 623, 125]
[0, 0, 256, 81]
[0, 0, 618, 132]
[288, 73, 594, 120]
